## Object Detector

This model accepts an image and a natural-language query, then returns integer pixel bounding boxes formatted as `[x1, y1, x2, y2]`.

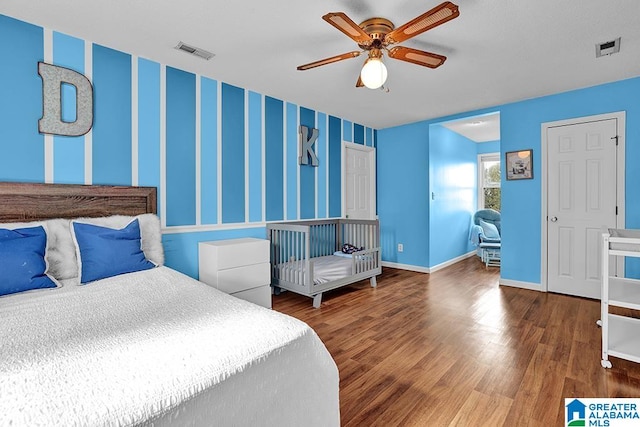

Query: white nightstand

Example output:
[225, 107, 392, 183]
[198, 238, 271, 308]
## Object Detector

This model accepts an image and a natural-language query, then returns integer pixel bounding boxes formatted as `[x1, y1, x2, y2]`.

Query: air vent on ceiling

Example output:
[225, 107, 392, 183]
[175, 41, 215, 60]
[596, 37, 621, 58]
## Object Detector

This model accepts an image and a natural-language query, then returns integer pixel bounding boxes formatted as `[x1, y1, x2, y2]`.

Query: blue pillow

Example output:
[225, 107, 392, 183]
[73, 219, 155, 284]
[479, 219, 501, 240]
[0, 226, 57, 296]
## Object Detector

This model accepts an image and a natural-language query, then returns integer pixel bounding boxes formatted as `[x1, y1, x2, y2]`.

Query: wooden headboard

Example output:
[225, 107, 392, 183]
[0, 182, 157, 222]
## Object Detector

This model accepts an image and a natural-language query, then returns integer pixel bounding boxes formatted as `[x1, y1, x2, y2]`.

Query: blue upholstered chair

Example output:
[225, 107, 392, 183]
[470, 209, 501, 267]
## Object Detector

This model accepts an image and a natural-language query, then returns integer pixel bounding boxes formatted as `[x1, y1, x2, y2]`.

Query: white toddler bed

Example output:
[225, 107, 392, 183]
[268, 219, 381, 307]
[0, 182, 340, 426]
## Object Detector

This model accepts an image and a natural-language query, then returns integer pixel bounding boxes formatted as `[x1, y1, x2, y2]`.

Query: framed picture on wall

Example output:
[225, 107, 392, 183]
[506, 149, 533, 180]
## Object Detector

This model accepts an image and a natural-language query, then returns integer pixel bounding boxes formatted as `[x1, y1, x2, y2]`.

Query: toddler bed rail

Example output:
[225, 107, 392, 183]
[267, 219, 381, 307]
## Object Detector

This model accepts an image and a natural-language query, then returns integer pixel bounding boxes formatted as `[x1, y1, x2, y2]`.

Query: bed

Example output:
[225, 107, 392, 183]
[0, 182, 339, 426]
[267, 219, 381, 308]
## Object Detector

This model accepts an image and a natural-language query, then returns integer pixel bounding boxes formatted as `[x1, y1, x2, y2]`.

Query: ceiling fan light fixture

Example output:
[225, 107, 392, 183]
[360, 58, 388, 89]
[297, 3, 460, 87]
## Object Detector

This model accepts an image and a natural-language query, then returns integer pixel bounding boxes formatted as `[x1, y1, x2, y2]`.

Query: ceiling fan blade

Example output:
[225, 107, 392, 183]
[297, 51, 361, 71]
[385, 1, 459, 44]
[323, 12, 372, 45]
[356, 75, 364, 88]
[388, 46, 447, 68]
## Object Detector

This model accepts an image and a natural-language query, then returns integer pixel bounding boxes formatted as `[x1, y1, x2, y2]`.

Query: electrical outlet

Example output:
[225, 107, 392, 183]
[397, 243, 404, 252]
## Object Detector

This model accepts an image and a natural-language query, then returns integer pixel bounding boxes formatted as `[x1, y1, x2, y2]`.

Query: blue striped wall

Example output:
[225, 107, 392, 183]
[200, 77, 218, 225]
[0, 14, 377, 277]
[165, 67, 196, 226]
[0, 15, 44, 183]
[52, 32, 84, 184]
[93, 45, 132, 186]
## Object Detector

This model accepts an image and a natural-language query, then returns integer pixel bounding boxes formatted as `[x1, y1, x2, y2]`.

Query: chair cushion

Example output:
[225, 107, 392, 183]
[479, 219, 501, 240]
[474, 209, 501, 234]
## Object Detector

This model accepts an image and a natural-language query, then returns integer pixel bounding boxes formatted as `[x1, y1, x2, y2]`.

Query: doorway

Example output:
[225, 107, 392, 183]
[542, 112, 625, 299]
[342, 142, 376, 219]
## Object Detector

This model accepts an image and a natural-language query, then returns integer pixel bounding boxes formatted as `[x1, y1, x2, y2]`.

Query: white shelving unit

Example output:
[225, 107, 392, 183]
[601, 229, 640, 368]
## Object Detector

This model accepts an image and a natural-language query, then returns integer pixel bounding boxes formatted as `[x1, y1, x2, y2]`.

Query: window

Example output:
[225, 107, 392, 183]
[478, 153, 501, 211]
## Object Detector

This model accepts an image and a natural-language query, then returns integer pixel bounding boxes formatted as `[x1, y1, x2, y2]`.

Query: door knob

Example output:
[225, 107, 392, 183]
[550, 216, 558, 222]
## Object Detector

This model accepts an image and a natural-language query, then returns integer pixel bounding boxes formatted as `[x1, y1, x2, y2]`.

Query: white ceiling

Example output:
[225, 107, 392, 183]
[441, 112, 500, 143]
[2, 1, 639, 129]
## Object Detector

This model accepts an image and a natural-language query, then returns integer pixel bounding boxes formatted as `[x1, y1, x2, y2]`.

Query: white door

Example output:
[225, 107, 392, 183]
[344, 143, 376, 219]
[547, 118, 618, 299]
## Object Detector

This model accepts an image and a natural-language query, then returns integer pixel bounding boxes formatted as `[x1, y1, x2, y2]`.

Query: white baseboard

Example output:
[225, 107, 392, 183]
[428, 251, 476, 273]
[381, 251, 476, 274]
[381, 261, 430, 274]
[499, 278, 543, 292]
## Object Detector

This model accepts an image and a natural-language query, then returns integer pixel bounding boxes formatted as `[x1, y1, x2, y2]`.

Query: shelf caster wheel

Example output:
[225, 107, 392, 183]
[596, 319, 603, 327]
[601, 359, 612, 369]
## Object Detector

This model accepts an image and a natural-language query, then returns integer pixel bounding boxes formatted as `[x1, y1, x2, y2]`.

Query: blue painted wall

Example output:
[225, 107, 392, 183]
[52, 32, 85, 184]
[377, 121, 430, 266]
[0, 15, 44, 183]
[428, 125, 477, 267]
[477, 140, 500, 155]
[378, 76, 640, 284]
[0, 14, 377, 278]
[165, 67, 196, 226]
[500, 79, 640, 282]
[92, 45, 132, 186]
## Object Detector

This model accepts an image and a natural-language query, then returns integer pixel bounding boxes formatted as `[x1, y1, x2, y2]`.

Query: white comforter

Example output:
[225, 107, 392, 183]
[0, 267, 339, 426]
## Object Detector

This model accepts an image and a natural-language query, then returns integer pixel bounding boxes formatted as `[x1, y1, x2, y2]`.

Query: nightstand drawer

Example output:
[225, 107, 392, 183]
[199, 238, 269, 270]
[216, 263, 270, 294]
[198, 238, 271, 309]
[231, 285, 271, 309]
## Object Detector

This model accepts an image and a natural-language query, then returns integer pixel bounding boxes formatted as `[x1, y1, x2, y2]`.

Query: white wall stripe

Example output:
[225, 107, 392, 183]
[296, 106, 300, 220]
[159, 65, 167, 227]
[162, 223, 266, 234]
[244, 89, 249, 223]
[44, 136, 54, 183]
[325, 113, 329, 218]
[216, 80, 222, 224]
[84, 40, 93, 185]
[195, 75, 202, 225]
[161, 216, 324, 234]
[261, 94, 266, 222]
[131, 56, 139, 186]
[314, 111, 319, 219]
[282, 101, 287, 220]
[43, 29, 53, 184]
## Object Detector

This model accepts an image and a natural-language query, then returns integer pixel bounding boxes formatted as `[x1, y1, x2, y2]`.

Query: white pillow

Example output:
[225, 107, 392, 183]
[0, 214, 163, 282]
[0, 219, 76, 281]
[71, 214, 164, 266]
[333, 251, 352, 259]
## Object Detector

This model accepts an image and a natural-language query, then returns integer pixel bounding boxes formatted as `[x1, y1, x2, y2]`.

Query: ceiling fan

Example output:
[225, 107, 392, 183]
[297, 1, 460, 90]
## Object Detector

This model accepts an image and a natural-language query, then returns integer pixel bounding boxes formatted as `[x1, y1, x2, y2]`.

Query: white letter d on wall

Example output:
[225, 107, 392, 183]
[38, 62, 93, 137]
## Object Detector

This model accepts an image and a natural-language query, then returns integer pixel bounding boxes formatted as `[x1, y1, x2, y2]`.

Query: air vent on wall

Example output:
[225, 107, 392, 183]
[596, 37, 621, 58]
[175, 42, 215, 60]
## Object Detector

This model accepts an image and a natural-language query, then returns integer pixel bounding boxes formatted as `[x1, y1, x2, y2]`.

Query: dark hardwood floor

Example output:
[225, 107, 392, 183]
[272, 257, 640, 426]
